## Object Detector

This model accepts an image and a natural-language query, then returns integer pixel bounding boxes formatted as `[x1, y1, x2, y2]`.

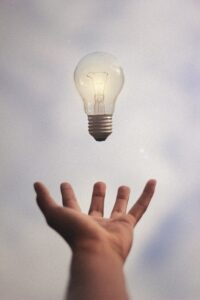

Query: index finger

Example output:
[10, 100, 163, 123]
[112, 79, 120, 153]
[128, 179, 156, 226]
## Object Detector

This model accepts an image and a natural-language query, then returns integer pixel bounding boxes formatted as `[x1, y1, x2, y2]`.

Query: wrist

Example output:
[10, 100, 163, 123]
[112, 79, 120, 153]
[72, 237, 124, 266]
[69, 241, 128, 300]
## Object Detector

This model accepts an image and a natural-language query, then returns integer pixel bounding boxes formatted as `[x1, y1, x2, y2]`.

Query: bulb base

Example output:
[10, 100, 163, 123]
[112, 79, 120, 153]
[88, 115, 112, 141]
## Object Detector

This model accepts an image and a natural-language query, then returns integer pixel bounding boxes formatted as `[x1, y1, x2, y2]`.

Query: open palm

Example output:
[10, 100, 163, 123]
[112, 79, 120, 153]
[34, 180, 156, 263]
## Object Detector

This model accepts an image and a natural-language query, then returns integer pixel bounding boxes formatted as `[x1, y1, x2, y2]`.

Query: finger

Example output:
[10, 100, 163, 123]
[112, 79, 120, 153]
[128, 179, 156, 226]
[34, 182, 58, 216]
[111, 186, 130, 218]
[88, 182, 106, 217]
[60, 182, 81, 211]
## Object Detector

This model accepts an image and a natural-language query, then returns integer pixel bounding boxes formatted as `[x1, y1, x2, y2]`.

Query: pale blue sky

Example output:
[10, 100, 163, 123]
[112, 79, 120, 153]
[0, 1, 200, 299]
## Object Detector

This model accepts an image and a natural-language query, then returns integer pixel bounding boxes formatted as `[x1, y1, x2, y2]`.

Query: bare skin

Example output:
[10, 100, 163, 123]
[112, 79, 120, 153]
[34, 179, 156, 300]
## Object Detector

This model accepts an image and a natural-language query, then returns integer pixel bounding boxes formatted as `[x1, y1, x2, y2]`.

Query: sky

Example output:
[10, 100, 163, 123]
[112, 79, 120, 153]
[0, 1, 200, 299]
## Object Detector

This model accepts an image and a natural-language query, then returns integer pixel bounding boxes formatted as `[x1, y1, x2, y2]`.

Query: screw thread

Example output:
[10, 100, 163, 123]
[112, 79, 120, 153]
[88, 115, 112, 141]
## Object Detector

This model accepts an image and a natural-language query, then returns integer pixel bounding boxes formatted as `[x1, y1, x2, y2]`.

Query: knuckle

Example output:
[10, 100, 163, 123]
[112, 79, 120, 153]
[138, 202, 148, 212]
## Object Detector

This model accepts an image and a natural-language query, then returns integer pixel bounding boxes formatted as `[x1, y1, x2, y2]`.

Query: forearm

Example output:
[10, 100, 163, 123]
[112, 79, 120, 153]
[67, 245, 129, 300]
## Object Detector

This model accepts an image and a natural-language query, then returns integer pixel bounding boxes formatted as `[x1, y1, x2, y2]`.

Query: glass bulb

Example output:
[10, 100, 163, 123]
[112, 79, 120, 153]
[74, 52, 124, 141]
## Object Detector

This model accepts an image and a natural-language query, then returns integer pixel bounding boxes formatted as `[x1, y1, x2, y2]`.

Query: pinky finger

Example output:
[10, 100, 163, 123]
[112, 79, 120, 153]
[128, 179, 156, 226]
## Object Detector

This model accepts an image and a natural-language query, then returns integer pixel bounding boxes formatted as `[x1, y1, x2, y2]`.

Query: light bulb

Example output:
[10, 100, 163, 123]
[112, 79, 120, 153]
[74, 52, 124, 141]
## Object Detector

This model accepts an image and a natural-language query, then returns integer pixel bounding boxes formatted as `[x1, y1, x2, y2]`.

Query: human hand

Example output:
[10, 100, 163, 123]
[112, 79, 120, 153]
[34, 180, 156, 263]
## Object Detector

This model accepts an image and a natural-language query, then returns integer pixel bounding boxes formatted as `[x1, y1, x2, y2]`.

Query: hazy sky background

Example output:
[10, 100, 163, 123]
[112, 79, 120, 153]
[0, 1, 200, 300]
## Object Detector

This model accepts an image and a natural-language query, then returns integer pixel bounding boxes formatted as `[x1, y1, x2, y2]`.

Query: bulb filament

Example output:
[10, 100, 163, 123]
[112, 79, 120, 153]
[87, 72, 108, 114]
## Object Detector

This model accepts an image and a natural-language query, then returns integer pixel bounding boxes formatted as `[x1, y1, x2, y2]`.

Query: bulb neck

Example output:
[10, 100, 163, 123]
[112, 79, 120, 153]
[88, 115, 112, 141]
